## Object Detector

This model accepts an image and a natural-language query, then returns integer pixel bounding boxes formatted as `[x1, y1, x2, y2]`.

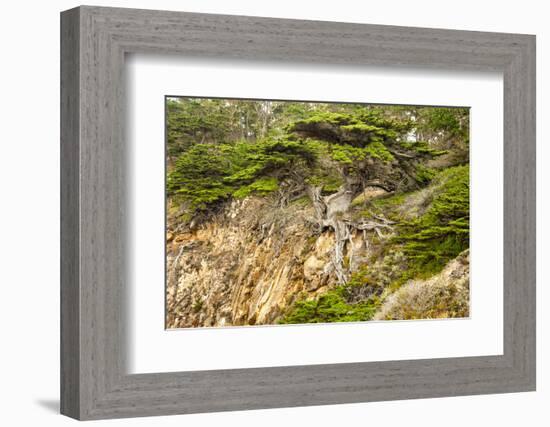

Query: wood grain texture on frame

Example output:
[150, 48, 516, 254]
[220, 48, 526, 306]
[60, 5, 536, 420]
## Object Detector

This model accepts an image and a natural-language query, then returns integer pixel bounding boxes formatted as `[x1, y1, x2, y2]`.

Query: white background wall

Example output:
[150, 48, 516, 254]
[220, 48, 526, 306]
[0, 0, 547, 425]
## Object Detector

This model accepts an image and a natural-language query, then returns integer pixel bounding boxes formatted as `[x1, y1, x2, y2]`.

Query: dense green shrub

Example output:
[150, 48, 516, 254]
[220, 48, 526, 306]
[396, 165, 469, 276]
[233, 177, 279, 198]
[278, 286, 379, 324]
[415, 165, 438, 184]
[330, 141, 394, 164]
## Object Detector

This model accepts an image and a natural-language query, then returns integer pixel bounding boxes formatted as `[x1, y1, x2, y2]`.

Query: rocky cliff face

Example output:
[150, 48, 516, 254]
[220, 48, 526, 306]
[166, 195, 372, 328]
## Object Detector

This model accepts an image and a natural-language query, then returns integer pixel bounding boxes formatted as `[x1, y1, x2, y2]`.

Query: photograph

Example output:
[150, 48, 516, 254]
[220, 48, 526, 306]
[165, 97, 470, 328]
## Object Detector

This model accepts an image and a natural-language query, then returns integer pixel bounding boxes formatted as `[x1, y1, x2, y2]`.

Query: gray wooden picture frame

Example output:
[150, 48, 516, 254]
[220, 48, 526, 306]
[60, 5, 536, 421]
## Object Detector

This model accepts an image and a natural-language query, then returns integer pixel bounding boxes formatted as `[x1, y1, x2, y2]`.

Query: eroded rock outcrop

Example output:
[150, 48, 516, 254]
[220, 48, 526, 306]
[373, 249, 470, 320]
[166, 197, 353, 328]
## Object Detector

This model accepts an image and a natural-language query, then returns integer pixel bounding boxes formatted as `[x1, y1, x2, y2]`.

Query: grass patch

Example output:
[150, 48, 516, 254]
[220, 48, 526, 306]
[278, 287, 380, 324]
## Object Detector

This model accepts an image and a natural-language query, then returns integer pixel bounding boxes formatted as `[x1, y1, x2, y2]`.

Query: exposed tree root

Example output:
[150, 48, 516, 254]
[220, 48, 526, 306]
[307, 181, 395, 284]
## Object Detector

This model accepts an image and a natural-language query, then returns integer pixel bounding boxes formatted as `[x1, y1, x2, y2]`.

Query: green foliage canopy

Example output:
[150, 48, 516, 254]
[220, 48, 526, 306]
[166, 98, 469, 230]
[167, 138, 319, 211]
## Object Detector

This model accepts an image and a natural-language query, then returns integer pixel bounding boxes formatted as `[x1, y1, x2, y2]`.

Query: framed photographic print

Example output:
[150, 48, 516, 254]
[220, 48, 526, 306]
[164, 97, 471, 330]
[61, 5, 536, 420]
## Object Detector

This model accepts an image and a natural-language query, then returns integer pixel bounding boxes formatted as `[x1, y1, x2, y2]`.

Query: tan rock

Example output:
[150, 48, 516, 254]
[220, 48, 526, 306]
[165, 196, 339, 329]
[373, 250, 470, 320]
